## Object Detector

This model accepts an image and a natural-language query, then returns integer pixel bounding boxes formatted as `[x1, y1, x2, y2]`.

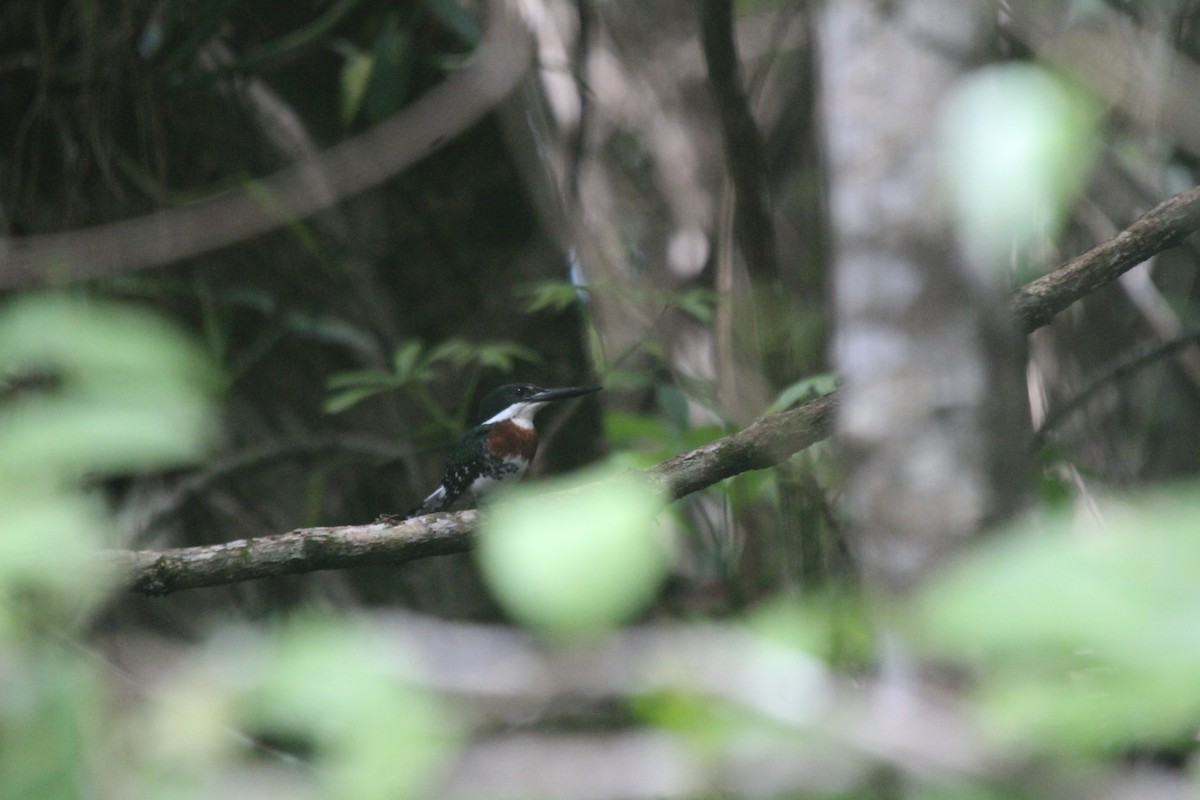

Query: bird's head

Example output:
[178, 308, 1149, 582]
[476, 382, 601, 426]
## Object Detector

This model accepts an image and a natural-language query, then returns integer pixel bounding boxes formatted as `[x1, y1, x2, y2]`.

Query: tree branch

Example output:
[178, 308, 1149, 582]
[0, 1, 531, 289]
[108, 392, 838, 596]
[699, 0, 780, 286]
[107, 512, 480, 596]
[1011, 185, 1200, 333]
[108, 185, 1200, 596]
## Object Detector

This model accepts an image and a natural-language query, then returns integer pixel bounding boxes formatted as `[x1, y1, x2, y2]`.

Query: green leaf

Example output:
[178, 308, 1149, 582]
[0, 395, 211, 480]
[0, 653, 98, 800]
[327, 369, 399, 390]
[0, 294, 217, 628]
[764, 373, 837, 415]
[340, 48, 373, 125]
[477, 466, 670, 636]
[325, 385, 388, 414]
[0, 295, 217, 398]
[0, 295, 217, 477]
[520, 280, 581, 314]
[0, 492, 105, 635]
[473, 342, 539, 371]
[426, 337, 474, 367]
[604, 410, 670, 449]
[363, 15, 413, 124]
[391, 340, 425, 382]
[941, 64, 1100, 271]
[248, 616, 458, 800]
[915, 490, 1200, 751]
[673, 288, 716, 323]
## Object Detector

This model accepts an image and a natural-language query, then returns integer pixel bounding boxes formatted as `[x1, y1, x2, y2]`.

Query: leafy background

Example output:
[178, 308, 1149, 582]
[4, 0, 1200, 797]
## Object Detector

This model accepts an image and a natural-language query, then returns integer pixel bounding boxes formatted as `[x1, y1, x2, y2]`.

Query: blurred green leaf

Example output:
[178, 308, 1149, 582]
[328, 337, 541, 415]
[941, 64, 1100, 270]
[425, 337, 474, 366]
[248, 617, 457, 800]
[0, 652, 98, 800]
[136, 616, 458, 800]
[473, 342, 539, 371]
[765, 373, 837, 415]
[478, 466, 670, 636]
[392, 340, 425, 382]
[1, 395, 211, 481]
[673, 288, 716, 323]
[0, 295, 218, 399]
[325, 385, 389, 414]
[915, 490, 1200, 751]
[0, 294, 218, 626]
[0, 492, 104, 629]
[520, 280, 583, 314]
[327, 369, 399, 390]
[343, 47, 379, 125]
[749, 597, 852, 664]
[363, 15, 413, 124]
[605, 410, 670, 449]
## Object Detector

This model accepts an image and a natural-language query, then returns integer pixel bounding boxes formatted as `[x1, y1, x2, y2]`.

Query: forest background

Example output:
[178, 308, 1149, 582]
[3, 0, 1200, 797]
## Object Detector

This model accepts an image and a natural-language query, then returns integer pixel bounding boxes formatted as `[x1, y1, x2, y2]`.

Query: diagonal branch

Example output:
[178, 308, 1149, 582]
[1011, 186, 1200, 332]
[107, 392, 839, 596]
[0, 1, 531, 289]
[108, 185, 1200, 596]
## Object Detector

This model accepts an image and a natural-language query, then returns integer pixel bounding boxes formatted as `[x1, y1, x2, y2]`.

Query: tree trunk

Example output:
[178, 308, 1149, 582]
[821, 0, 1030, 593]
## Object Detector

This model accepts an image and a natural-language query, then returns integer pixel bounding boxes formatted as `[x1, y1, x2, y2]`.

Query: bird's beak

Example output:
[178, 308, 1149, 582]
[529, 385, 602, 404]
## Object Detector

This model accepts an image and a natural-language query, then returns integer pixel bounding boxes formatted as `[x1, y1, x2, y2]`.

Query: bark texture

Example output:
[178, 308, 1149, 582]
[821, 0, 1030, 592]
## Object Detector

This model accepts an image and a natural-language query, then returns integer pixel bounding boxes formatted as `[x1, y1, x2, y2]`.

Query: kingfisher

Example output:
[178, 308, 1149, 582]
[404, 382, 601, 519]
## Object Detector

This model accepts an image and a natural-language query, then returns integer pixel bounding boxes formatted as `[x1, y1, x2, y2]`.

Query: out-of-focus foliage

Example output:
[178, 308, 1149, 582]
[916, 490, 1200, 752]
[325, 337, 540, 428]
[0, 295, 218, 634]
[478, 465, 671, 636]
[764, 372, 837, 416]
[6, 0, 1200, 795]
[133, 617, 457, 800]
[0, 296, 459, 800]
[0, 295, 217, 798]
[941, 64, 1100, 272]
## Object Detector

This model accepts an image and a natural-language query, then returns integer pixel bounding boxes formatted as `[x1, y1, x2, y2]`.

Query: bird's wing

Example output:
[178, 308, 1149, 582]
[404, 425, 491, 518]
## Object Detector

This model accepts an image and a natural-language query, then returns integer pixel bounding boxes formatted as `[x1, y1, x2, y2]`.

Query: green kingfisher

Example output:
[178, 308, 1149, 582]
[405, 382, 601, 518]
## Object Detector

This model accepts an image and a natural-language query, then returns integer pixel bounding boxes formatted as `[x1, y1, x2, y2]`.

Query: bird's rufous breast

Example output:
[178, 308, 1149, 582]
[487, 420, 538, 460]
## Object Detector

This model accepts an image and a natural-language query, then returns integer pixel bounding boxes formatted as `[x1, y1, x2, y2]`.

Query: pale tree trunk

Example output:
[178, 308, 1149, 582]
[821, 0, 1030, 594]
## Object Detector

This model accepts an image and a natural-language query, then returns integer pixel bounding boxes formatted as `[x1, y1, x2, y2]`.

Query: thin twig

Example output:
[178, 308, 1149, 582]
[1034, 325, 1200, 444]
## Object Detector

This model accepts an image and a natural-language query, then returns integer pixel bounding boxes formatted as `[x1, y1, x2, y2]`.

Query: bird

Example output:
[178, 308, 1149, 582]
[403, 382, 601, 519]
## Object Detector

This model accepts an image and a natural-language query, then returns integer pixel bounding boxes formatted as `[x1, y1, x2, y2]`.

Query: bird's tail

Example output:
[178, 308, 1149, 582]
[403, 485, 449, 520]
